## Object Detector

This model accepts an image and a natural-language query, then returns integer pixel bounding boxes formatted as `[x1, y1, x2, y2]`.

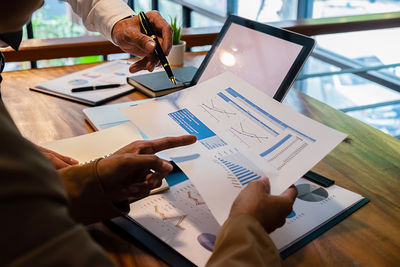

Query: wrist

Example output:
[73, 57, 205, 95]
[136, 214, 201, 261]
[111, 14, 136, 45]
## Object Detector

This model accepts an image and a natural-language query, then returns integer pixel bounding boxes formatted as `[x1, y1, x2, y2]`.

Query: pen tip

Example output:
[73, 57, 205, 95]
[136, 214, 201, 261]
[170, 77, 177, 85]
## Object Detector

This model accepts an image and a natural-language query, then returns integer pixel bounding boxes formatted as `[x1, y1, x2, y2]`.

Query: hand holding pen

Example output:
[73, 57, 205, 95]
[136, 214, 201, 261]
[138, 11, 176, 85]
[111, 11, 173, 74]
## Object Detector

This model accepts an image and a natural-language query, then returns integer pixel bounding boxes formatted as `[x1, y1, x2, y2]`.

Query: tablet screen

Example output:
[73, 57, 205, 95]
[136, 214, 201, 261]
[192, 16, 315, 102]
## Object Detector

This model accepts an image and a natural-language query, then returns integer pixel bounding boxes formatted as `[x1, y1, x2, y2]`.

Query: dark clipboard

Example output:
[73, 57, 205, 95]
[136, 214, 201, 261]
[104, 181, 369, 266]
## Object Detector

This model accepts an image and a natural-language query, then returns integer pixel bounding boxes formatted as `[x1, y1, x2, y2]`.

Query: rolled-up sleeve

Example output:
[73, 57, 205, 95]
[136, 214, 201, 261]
[64, 0, 135, 43]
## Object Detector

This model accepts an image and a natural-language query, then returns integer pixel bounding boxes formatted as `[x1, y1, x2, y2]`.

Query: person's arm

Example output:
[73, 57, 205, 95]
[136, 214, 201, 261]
[64, 1, 172, 72]
[58, 136, 196, 225]
[206, 178, 297, 267]
[64, 0, 134, 43]
[0, 102, 116, 266]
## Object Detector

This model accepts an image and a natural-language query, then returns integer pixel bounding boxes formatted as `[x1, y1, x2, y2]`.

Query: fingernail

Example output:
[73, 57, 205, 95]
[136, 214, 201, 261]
[145, 41, 155, 51]
[70, 158, 79, 164]
[162, 161, 173, 171]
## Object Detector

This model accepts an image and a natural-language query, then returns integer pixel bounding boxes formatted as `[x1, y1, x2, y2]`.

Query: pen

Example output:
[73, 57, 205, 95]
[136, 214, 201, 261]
[138, 11, 177, 85]
[303, 170, 335, 187]
[71, 83, 123, 93]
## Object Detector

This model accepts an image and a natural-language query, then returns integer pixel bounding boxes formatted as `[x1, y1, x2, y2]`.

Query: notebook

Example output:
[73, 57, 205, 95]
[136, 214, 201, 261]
[30, 61, 161, 106]
[41, 122, 169, 194]
[127, 66, 197, 97]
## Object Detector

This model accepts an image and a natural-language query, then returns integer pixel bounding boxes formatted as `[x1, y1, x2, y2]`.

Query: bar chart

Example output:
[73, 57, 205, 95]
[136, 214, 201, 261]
[217, 151, 263, 186]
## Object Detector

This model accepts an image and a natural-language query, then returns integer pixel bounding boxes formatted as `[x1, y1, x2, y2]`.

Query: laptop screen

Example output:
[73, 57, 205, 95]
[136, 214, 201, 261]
[191, 15, 315, 102]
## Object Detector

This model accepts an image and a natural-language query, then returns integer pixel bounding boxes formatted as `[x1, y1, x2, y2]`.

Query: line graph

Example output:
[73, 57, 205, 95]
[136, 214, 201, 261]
[201, 99, 237, 121]
[154, 205, 187, 230]
[187, 191, 205, 206]
[230, 122, 269, 143]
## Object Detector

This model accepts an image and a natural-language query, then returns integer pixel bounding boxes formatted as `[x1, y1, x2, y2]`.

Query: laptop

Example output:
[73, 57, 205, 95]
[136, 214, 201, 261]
[83, 15, 315, 131]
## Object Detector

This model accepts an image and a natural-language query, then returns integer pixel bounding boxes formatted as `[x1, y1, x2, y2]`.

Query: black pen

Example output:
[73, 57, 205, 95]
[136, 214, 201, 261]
[71, 83, 123, 93]
[303, 170, 335, 187]
[138, 11, 177, 85]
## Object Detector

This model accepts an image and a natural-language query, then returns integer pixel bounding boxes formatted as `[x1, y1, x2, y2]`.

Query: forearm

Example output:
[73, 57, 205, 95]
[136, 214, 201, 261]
[206, 214, 282, 267]
[64, 0, 134, 42]
[0, 102, 115, 266]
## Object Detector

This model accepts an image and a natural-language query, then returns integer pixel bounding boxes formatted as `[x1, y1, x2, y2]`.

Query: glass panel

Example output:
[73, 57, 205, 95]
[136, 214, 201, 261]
[31, 0, 89, 39]
[238, 0, 298, 22]
[134, 0, 152, 12]
[316, 29, 400, 66]
[346, 103, 400, 138]
[313, 0, 400, 18]
[185, 0, 227, 16]
[316, 28, 400, 80]
[191, 12, 224, 27]
[159, 0, 183, 24]
[295, 56, 400, 110]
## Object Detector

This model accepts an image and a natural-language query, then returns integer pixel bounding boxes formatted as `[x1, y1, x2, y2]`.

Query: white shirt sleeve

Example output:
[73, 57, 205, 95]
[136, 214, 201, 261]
[64, 0, 135, 44]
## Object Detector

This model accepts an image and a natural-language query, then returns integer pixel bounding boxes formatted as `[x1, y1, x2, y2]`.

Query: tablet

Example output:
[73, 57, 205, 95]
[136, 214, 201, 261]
[191, 15, 315, 102]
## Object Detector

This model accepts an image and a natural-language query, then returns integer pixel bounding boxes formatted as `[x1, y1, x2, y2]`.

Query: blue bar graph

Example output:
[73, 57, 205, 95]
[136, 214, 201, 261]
[217, 152, 263, 186]
[260, 134, 292, 157]
[169, 108, 227, 150]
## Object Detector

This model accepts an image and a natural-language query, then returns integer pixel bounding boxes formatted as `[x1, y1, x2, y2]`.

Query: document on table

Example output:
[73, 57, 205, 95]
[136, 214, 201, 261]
[129, 177, 366, 267]
[122, 72, 347, 224]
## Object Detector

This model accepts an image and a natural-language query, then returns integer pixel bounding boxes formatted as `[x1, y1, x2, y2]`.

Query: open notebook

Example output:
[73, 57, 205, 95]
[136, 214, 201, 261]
[41, 122, 169, 193]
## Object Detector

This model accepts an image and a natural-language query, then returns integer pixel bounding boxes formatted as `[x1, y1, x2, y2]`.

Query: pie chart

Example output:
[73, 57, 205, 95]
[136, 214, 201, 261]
[296, 183, 328, 202]
[197, 233, 216, 252]
[68, 79, 88, 86]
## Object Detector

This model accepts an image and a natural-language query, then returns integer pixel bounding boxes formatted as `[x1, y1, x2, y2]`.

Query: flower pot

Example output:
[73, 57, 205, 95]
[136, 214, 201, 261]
[167, 40, 186, 66]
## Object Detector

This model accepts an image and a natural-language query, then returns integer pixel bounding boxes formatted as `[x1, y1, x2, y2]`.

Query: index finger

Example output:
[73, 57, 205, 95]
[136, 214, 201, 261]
[141, 135, 197, 154]
[146, 11, 173, 54]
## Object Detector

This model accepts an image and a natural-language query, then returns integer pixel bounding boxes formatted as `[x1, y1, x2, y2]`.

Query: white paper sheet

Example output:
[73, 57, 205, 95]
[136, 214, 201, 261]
[41, 122, 169, 193]
[122, 72, 347, 224]
[129, 180, 219, 267]
[42, 122, 142, 163]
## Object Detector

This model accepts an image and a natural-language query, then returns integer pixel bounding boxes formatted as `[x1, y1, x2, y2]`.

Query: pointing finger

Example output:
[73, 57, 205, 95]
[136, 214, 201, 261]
[140, 135, 197, 154]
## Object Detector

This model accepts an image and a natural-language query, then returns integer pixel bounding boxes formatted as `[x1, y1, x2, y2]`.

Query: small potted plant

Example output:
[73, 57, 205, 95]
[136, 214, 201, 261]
[167, 16, 186, 66]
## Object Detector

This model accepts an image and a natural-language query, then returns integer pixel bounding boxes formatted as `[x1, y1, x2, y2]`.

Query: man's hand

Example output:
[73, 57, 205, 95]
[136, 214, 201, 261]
[96, 135, 196, 203]
[229, 177, 297, 233]
[37, 145, 79, 169]
[111, 11, 173, 73]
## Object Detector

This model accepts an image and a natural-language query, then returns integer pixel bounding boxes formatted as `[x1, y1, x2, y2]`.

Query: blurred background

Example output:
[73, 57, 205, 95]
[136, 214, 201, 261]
[5, 0, 400, 138]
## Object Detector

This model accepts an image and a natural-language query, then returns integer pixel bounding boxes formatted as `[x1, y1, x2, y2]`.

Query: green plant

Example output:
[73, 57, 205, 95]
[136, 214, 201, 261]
[169, 16, 182, 45]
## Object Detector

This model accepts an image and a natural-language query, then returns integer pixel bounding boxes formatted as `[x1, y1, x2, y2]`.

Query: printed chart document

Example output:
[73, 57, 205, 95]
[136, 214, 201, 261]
[128, 176, 367, 267]
[122, 72, 347, 224]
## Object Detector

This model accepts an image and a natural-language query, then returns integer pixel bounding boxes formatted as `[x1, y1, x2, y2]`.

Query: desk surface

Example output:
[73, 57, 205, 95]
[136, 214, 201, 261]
[2, 53, 400, 266]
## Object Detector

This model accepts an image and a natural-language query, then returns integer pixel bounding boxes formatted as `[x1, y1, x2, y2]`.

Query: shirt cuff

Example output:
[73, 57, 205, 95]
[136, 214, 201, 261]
[86, 0, 135, 45]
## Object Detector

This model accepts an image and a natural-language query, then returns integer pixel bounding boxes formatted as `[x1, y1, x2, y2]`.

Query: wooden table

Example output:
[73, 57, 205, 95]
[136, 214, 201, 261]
[2, 53, 400, 266]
